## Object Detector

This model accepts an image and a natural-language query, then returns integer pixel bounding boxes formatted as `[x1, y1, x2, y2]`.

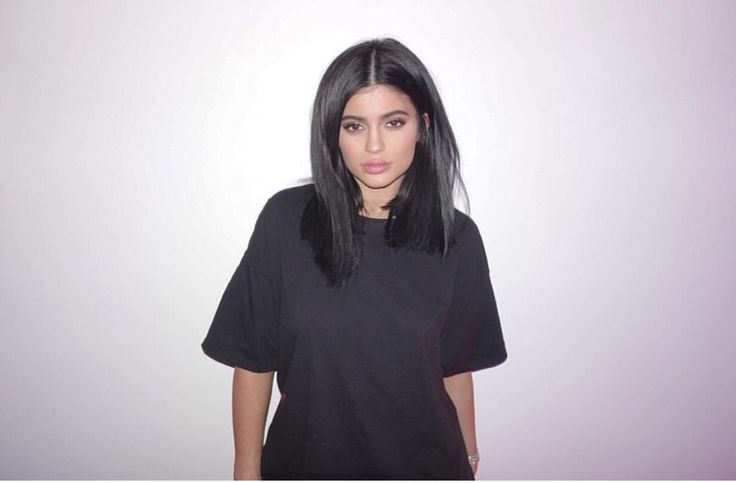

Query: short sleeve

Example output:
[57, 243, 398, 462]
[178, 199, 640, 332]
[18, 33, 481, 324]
[440, 218, 507, 377]
[201, 199, 280, 372]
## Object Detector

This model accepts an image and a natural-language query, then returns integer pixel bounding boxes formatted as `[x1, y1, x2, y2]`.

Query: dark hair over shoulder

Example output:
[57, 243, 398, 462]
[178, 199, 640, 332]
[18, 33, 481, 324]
[301, 37, 468, 288]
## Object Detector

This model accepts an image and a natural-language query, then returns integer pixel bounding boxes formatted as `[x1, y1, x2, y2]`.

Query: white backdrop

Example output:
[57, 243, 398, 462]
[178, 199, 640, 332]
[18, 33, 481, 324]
[1, 0, 734, 479]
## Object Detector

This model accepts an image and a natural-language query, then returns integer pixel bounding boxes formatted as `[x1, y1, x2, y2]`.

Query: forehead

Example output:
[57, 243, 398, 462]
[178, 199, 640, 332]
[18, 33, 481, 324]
[343, 84, 416, 114]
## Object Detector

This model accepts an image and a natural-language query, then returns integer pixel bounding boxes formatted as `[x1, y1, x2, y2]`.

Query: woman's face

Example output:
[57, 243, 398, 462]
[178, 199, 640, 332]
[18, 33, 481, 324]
[338, 84, 428, 203]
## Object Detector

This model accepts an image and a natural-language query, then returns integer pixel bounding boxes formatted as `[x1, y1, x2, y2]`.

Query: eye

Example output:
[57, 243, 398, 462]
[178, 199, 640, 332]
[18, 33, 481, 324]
[342, 122, 363, 133]
[386, 118, 406, 128]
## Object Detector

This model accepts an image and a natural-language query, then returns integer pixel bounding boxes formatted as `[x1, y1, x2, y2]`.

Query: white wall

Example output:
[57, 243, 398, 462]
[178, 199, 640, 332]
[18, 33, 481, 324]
[1, 0, 734, 478]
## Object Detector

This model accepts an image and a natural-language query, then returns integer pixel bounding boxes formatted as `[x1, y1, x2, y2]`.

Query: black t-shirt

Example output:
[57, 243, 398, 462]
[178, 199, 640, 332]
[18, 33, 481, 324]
[201, 183, 507, 479]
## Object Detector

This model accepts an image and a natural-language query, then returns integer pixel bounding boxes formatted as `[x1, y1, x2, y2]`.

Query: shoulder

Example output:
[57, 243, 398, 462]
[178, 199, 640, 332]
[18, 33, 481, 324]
[450, 208, 489, 268]
[245, 183, 315, 266]
[260, 182, 316, 218]
[452, 208, 482, 245]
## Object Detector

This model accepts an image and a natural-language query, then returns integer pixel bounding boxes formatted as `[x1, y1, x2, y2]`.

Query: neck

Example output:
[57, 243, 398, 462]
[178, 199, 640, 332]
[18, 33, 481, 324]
[360, 200, 389, 219]
[355, 175, 405, 219]
[359, 187, 397, 219]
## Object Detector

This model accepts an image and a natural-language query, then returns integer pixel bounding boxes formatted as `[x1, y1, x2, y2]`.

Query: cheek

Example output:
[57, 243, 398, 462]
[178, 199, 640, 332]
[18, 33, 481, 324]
[395, 133, 418, 163]
[338, 136, 358, 164]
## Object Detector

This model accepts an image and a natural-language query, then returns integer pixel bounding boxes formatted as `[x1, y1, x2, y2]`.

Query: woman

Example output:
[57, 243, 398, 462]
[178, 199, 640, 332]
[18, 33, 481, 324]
[202, 37, 507, 480]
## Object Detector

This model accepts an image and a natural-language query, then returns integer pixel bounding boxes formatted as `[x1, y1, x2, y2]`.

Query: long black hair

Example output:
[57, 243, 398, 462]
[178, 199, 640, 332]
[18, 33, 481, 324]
[301, 37, 468, 288]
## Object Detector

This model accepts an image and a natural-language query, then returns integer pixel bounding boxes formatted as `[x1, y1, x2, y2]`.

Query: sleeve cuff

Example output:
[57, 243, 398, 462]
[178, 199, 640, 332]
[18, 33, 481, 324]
[201, 337, 276, 373]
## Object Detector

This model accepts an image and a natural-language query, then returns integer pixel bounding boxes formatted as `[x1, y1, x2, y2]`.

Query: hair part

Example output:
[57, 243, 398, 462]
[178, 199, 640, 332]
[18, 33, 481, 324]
[301, 37, 468, 288]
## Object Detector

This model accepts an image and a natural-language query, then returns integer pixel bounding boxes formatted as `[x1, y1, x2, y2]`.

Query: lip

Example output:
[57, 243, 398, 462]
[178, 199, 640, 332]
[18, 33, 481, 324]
[361, 160, 391, 174]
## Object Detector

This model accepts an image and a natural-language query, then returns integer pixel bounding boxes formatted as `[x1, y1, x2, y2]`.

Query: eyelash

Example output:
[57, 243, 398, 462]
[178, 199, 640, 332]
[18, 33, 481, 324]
[342, 118, 406, 133]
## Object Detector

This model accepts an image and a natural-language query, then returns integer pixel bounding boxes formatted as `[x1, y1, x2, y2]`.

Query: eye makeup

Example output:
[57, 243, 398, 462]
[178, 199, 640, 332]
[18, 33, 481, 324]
[341, 117, 408, 133]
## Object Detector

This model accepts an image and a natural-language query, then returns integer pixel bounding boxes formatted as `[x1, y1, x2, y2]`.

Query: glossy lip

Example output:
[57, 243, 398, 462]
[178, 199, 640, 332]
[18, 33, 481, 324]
[361, 160, 391, 175]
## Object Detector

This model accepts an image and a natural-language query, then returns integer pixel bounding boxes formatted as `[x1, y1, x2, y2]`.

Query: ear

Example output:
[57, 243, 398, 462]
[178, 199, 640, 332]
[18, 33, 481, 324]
[422, 112, 430, 131]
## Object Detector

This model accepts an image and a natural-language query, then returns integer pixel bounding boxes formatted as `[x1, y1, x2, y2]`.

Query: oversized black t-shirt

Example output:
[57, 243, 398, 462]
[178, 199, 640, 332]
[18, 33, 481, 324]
[201, 183, 507, 480]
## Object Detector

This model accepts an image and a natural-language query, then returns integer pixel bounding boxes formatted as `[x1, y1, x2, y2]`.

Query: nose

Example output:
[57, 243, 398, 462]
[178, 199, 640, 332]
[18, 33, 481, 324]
[365, 127, 385, 154]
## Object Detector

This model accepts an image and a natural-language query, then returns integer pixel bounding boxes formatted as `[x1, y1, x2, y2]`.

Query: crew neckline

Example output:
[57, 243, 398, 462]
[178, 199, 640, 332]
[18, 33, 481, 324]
[359, 215, 389, 222]
[358, 215, 388, 239]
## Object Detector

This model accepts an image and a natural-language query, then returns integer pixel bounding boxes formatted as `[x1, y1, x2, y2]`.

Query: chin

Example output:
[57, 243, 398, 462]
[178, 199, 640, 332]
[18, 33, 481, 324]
[357, 174, 404, 191]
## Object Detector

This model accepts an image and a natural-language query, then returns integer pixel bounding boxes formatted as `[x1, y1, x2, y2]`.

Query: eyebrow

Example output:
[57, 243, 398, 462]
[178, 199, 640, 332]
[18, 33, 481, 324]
[341, 110, 411, 122]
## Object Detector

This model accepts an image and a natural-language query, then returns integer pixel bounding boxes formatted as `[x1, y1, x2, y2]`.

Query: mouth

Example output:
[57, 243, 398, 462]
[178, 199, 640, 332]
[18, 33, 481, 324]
[361, 161, 391, 175]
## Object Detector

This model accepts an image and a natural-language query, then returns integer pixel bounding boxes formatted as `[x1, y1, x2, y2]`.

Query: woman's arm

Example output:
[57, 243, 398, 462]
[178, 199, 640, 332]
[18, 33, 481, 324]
[232, 367, 274, 480]
[443, 371, 479, 475]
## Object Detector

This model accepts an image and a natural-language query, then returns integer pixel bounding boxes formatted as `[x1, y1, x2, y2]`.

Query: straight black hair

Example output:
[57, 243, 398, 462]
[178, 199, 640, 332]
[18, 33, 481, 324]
[301, 37, 468, 288]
